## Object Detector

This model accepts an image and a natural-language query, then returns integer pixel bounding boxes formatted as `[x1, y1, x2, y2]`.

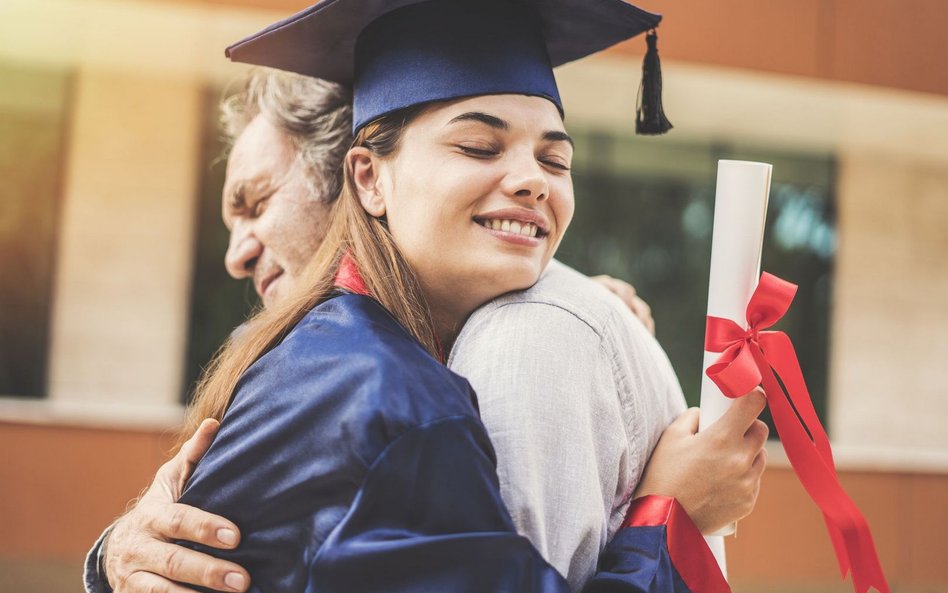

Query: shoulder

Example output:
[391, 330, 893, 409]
[232, 294, 480, 456]
[453, 260, 648, 356]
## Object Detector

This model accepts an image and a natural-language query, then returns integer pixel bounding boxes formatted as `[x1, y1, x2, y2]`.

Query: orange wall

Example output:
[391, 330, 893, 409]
[2, 422, 946, 590]
[0, 422, 176, 557]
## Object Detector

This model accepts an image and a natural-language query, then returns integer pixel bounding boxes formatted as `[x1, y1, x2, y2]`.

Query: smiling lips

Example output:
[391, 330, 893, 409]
[480, 218, 540, 238]
[257, 269, 284, 298]
[474, 208, 550, 241]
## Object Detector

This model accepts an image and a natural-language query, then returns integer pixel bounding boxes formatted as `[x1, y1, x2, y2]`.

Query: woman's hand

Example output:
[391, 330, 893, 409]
[103, 419, 250, 593]
[634, 389, 769, 534]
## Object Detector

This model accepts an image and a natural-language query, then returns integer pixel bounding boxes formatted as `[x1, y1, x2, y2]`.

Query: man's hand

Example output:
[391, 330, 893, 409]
[591, 274, 655, 335]
[104, 419, 250, 593]
[634, 389, 769, 534]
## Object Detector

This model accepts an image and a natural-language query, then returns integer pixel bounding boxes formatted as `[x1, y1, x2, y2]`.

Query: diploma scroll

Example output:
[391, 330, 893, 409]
[699, 160, 772, 572]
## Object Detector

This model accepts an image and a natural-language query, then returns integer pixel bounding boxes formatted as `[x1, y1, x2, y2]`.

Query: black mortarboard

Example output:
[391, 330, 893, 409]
[226, 0, 672, 134]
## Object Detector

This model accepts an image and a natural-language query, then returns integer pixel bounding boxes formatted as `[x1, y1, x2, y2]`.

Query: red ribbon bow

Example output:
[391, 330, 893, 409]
[705, 272, 890, 593]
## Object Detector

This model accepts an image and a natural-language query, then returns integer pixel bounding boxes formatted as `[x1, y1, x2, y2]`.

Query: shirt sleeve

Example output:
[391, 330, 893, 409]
[83, 525, 113, 593]
[449, 301, 630, 587]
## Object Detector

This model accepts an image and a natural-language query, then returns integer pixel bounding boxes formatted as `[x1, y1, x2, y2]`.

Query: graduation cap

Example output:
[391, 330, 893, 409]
[226, 0, 672, 135]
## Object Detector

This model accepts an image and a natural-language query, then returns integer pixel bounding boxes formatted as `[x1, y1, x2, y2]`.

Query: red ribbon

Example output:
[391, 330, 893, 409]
[705, 272, 890, 593]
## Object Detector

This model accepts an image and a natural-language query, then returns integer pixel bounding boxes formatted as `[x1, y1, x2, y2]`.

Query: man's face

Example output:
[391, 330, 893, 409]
[222, 114, 331, 309]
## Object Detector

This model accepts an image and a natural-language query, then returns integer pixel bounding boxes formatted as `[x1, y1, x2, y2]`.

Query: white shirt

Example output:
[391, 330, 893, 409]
[448, 260, 687, 591]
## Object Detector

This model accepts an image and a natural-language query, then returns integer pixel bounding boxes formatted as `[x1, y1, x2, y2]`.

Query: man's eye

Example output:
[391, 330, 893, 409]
[251, 197, 271, 217]
[457, 145, 497, 157]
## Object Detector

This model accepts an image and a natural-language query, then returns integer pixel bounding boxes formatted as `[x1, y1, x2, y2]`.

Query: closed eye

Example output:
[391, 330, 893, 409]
[251, 195, 272, 217]
[541, 158, 570, 171]
[457, 145, 498, 158]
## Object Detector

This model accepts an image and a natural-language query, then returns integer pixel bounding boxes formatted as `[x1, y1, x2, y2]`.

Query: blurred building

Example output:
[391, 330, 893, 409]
[1, 1, 946, 591]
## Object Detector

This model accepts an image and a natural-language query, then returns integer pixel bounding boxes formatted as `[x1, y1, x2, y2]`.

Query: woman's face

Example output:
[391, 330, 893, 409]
[355, 94, 575, 326]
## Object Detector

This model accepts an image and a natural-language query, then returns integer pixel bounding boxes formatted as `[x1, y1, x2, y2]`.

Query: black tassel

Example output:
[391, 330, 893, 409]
[636, 29, 673, 135]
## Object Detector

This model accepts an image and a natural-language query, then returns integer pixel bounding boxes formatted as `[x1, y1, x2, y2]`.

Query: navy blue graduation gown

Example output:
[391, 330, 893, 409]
[178, 293, 726, 593]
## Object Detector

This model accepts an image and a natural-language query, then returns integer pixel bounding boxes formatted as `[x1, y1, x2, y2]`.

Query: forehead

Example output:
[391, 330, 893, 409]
[224, 114, 297, 193]
[421, 94, 566, 134]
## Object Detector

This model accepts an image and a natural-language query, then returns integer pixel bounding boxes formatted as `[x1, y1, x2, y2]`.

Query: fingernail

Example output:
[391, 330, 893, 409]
[217, 528, 237, 545]
[225, 572, 246, 591]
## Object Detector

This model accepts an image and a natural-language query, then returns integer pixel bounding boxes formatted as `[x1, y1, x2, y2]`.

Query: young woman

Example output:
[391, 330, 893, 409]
[164, 1, 765, 591]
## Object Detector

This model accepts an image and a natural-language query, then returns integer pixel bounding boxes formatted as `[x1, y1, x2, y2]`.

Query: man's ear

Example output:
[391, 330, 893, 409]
[347, 147, 386, 218]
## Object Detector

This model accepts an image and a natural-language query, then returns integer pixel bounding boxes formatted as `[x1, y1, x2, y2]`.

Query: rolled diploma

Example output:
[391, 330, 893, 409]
[699, 160, 772, 574]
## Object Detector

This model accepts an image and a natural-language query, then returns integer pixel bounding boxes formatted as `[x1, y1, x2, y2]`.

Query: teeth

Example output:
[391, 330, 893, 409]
[480, 218, 542, 238]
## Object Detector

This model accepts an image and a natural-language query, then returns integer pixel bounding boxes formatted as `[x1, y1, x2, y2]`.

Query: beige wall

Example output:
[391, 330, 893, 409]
[47, 69, 202, 408]
[831, 154, 948, 450]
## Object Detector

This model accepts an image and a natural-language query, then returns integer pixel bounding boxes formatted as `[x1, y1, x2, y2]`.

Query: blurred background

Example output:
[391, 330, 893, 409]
[1, 0, 946, 591]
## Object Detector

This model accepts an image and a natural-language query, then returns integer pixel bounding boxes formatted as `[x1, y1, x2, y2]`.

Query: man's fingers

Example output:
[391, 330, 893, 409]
[145, 542, 250, 592]
[631, 296, 656, 335]
[154, 419, 220, 499]
[180, 419, 220, 473]
[120, 565, 245, 593]
[119, 570, 197, 593]
[151, 503, 241, 550]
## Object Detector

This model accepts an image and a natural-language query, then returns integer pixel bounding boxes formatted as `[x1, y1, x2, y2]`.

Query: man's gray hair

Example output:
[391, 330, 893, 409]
[220, 68, 353, 203]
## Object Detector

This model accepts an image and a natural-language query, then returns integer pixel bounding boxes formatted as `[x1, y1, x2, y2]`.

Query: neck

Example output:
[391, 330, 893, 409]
[429, 302, 466, 355]
[422, 282, 481, 356]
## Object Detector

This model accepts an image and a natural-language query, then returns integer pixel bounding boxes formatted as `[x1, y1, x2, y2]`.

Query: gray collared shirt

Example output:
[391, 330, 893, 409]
[448, 260, 686, 591]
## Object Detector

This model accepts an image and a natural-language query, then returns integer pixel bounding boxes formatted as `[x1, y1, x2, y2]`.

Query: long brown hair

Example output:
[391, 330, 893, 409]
[178, 105, 433, 450]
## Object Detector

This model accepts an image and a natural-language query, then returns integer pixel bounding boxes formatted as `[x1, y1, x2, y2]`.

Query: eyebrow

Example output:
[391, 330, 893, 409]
[227, 182, 248, 212]
[448, 111, 509, 130]
[544, 130, 574, 149]
[447, 111, 573, 148]
[227, 176, 273, 212]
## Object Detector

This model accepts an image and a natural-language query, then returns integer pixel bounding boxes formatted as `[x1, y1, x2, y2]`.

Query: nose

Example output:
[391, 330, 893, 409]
[224, 220, 262, 280]
[501, 149, 549, 202]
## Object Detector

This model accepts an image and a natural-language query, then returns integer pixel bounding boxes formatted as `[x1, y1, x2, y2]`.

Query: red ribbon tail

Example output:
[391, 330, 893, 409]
[751, 346, 890, 593]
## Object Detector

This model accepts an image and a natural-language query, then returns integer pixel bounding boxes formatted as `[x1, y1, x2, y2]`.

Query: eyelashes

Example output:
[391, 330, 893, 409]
[455, 145, 571, 171]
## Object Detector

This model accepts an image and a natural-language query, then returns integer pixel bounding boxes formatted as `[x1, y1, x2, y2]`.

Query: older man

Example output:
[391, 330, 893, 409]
[85, 70, 766, 593]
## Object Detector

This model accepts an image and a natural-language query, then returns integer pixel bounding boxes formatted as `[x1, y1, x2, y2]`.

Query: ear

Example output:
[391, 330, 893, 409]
[347, 147, 387, 218]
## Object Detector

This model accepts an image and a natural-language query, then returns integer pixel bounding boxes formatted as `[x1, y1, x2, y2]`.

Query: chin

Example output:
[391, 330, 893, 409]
[489, 258, 545, 295]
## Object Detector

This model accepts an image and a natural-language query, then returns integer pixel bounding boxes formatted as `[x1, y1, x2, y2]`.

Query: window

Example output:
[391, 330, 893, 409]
[558, 129, 836, 431]
[0, 64, 71, 398]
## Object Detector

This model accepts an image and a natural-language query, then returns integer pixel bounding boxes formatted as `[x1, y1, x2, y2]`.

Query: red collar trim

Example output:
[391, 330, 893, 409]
[334, 253, 370, 296]
[332, 252, 446, 363]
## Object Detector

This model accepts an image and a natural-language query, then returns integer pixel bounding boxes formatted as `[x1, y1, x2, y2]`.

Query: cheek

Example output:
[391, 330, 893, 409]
[269, 199, 328, 269]
[552, 181, 576, 236]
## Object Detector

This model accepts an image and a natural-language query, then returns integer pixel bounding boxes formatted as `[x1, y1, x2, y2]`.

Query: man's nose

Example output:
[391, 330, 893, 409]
[501, 150, 549, 202]
[224, 222, 262, 280]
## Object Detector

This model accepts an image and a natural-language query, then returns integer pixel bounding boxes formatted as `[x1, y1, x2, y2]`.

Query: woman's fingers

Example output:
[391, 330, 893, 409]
[712, 388, 766, 437]
[745, 418, 770, 451]
[669, 407, 701, 436]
